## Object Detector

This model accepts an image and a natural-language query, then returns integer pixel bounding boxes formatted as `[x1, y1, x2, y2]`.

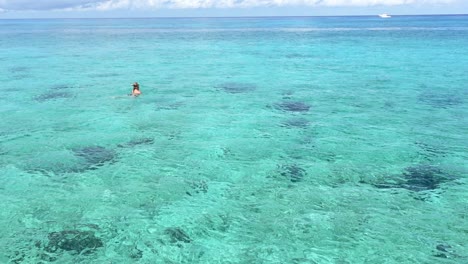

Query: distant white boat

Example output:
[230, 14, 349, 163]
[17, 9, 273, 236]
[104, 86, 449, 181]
[379, 14, 391, 18]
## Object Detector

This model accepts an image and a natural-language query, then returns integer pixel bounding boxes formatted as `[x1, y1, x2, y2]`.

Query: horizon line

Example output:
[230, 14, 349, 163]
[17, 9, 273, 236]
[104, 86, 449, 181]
[1, 13, 467, 20]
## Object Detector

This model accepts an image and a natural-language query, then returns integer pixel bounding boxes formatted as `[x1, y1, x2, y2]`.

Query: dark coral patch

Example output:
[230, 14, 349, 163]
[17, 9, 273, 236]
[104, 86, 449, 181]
[374, 165, 456, 192]
[275, 101, 310, 112]
[281, 90, 294, 99]
[118, 138, 154, 148]
[164, 227, 192, 243]
[402, 165, 455, 191]
[73, 146, 116, 169]
[126, 137, 154, 146]
[44, 230, 103, 255]
[433, 243, 461, 259]
[278, 164, 307, 182]
[9, 66, 30, 73]
[419, 92, 463, 109]
[35, 92, 73, 102]
[9, 66, 32, 79]
[186, 180, 208, 196]
[50, 84, 73, 90]
[90, 73, 121, 78]
[216, 82, 256, 94]
[281, 118, 310, 128]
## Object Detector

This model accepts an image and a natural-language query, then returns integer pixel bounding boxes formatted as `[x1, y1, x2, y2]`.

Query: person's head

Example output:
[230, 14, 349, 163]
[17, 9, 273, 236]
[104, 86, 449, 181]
[132, 82, 139, 90]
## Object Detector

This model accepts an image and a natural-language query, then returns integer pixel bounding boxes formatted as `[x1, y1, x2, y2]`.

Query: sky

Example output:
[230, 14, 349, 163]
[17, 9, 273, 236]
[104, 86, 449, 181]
[0, 0, 467, 18]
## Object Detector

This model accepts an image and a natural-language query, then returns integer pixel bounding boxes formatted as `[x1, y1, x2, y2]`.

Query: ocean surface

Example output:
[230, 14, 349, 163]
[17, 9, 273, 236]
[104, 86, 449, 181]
[0, 15, 467, 263]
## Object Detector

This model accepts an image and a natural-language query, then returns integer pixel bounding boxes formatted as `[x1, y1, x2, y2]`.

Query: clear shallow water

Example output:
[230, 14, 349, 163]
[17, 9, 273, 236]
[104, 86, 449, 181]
[0, 16, 467, 263]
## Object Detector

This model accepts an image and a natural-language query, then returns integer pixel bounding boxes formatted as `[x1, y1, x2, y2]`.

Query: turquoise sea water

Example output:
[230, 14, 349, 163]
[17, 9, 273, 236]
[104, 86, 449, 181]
[0, 16, 467, 263]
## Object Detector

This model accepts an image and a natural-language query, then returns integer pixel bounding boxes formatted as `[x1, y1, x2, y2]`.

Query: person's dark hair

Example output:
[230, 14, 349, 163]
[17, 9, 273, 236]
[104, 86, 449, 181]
[133, 82, 140, 91]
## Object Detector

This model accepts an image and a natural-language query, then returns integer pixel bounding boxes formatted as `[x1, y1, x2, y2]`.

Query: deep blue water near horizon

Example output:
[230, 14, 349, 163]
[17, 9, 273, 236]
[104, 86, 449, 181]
[0, 15, 467, 263]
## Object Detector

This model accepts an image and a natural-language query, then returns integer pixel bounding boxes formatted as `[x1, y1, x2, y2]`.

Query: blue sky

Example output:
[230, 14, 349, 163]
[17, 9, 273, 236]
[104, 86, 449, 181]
[0, 0, 467, 18]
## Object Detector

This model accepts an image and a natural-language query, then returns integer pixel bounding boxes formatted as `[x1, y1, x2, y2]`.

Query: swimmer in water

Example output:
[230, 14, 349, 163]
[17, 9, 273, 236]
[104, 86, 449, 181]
[131, 82, 141, 97]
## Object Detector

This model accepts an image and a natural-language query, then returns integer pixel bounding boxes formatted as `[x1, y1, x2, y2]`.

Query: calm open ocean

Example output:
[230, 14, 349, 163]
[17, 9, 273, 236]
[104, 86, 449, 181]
[0, 15, 467, 263]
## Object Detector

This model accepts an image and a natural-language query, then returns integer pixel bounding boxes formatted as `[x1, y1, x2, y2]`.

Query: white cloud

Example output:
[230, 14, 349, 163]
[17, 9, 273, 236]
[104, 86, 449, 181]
[315, 0, 454, 7]
[92, 0, 455, 10]
[0, 0, 456, 11]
